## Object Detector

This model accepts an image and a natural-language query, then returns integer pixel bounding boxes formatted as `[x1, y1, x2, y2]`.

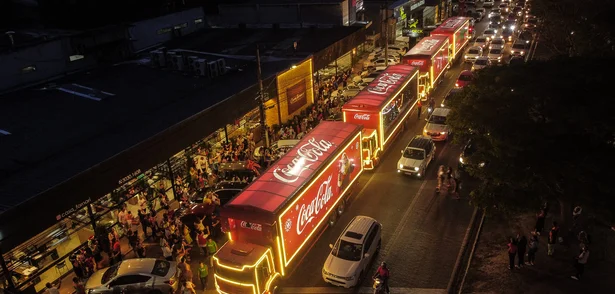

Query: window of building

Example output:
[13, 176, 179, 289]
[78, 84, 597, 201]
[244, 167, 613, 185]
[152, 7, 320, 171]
[174, 23, 188, 30]
[157, 27, 172, 35]
[21, 66, 36, 74]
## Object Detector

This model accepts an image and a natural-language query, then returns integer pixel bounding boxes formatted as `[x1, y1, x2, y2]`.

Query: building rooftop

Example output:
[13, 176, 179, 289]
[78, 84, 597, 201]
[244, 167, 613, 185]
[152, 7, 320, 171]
[0, 26, 362, 213]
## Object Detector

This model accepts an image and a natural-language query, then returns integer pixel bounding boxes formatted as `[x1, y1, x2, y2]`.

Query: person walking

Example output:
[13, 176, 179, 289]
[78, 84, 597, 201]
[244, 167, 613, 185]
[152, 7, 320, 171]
[516, 233, 527, 268]
[72, 277, 86, 294]
[547, 221, 559, 256]
[198, 261, 209, 290]
[507, 237, 517, 270]
[417, 100, 423, 120]
[206, 237, 219, 267]
[535, 209, 546, 235]
[571, 245, 590, 280]
[527, 233, 539, 265]
[178, 257, 193, 284]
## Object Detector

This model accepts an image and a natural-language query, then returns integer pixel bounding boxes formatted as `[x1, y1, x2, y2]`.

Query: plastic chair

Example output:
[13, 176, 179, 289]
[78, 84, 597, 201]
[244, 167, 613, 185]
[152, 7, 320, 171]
[55, 260, 67, 275]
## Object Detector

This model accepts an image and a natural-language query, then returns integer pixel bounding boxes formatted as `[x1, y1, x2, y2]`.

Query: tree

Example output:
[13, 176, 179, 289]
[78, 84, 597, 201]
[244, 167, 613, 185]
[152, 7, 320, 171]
[532, 0, 615, 57]
[447, 58, 615, 218]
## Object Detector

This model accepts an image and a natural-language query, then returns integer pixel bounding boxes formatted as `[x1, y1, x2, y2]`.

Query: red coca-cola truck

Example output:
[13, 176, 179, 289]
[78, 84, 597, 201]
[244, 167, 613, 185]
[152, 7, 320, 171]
[213, 121, 364, 294]
[430, 17, 472, 61]
[402, 35, 450, 99]
[342, 65, 419, 170]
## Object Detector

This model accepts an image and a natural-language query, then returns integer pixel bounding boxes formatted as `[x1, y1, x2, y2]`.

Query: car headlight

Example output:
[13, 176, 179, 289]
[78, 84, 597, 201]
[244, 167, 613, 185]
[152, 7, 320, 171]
[479, 162, 486, 167]
[459, 157, 464, 164]
[414, 167, 419, 171]
[498, 56, 502, 59]
[423, 129, 427, 134]
[399, 164, 403, 169]
[441, 103, 445, 107]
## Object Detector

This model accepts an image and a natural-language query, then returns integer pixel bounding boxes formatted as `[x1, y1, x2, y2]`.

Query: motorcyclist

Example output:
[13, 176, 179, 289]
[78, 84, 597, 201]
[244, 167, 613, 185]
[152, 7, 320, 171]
[373, 261, 390, 294]
[428, 97, 436, 113]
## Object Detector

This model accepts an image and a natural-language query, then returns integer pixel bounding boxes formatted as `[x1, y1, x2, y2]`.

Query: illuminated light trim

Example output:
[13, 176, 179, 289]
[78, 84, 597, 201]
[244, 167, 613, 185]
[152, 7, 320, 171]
[214, 273, 256, 294]
[214, 247, 274, 294]
[275, 236, 285, 276]
[380, 70, 419, 148]
[265, 272, 281, 292]
[214, 246, 272, 272]
[278, 131, 364, 267]
[227, 231, 233, 242]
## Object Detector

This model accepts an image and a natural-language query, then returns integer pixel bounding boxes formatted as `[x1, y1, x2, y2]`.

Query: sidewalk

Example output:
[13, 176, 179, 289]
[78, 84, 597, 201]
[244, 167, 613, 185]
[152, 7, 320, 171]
[463, 202, 615, 293]
[56, 200, 223, 294]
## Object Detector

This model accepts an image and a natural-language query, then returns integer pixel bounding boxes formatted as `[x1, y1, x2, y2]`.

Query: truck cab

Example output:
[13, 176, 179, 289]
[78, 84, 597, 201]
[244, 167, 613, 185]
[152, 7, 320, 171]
[361, 129, 379, 170]
[214, 241, 280, 294]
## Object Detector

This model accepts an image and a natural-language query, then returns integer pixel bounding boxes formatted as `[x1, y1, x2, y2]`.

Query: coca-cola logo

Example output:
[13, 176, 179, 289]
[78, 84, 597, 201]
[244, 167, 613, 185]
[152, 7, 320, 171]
[295, 175, 334, 235]
[367, 73, 405, 95]
[416, 38, 441, 52]
[410, 60, 425, 66]
[441, 18, 465, 29]
[354, 113, 371, 121]
[273, 138, 334, 183]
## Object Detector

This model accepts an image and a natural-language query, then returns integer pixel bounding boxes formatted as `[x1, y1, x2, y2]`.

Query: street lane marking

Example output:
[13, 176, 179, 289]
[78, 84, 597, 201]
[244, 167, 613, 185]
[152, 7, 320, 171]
[280, 287, 446, 293]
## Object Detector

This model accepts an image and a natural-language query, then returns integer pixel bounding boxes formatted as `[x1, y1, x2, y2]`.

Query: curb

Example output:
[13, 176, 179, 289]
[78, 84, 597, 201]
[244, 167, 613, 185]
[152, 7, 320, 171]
[446, 206, 479, 294]
[457, 210, 487, 293]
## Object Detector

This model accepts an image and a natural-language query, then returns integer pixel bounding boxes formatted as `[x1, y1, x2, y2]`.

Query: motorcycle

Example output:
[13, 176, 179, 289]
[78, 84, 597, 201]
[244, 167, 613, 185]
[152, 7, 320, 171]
[373, 277, 386, 294]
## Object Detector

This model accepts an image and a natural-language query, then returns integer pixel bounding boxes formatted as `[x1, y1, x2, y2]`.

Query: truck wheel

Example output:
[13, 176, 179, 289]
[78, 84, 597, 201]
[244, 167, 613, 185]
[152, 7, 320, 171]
[328, 212, 338, 226]
[336, 199, 346, 215]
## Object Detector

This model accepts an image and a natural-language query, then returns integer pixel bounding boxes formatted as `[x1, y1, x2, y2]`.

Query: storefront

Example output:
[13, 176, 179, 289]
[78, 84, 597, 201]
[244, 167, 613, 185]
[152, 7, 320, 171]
[392, 0, 431, 43]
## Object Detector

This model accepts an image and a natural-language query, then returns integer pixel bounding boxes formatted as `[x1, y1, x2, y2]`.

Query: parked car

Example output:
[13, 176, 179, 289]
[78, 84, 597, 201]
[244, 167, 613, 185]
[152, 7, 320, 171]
[397, 135, 436, 177]
[487, 48, 504, 63]
[322, 216, 382, 288]
[464, 46, 483, 62]
[472, 56, 492, 71]
[488, 8, 501, 18]
[85, 259, 179, 294]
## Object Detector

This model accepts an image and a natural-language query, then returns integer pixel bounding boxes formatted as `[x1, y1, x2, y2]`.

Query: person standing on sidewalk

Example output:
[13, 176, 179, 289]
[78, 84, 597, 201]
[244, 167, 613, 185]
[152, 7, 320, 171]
[72, 277, 86, 294]
[507, 237, 517, 270]
[198, 261, 209, 290]
[417, 100, 423, 120]
[527, 233, 539, 266]
[516, 233, 527, 268]
[571, 245, 590, 280]
[547, 221, 560, 256]
[535, 209, 546, 235]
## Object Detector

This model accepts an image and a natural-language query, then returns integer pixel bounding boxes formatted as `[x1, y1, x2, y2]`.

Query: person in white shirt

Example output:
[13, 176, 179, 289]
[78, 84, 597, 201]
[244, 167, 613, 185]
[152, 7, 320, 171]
[44, 281, 61, 294]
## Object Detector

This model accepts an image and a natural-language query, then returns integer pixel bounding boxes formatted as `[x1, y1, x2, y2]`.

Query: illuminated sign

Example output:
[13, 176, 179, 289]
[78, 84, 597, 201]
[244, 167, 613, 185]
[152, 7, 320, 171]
[410, 60, 425, 66]
[367, 73, 405, 95]
[272, 138, 334, 183]
[118, 169, 142, 185]
[56, 197, 92, 221]
[354, 113, 371, 121]
[240, 221, 263, 232]
[279, 134, 362, 266]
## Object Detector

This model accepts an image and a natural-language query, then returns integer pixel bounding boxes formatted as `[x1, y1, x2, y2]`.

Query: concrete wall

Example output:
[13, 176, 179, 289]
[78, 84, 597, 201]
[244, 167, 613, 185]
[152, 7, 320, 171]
[0, 38, 96, 93]
[129, 7, 206, 53]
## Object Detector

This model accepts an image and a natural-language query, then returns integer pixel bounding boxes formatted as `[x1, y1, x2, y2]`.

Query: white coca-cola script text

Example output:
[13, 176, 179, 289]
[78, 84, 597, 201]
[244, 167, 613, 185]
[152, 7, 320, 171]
[296, 175, 334, 235]
[353, 113, 371, 121]
[367, 73, 405, 95]
[273, 138, 334, 183]
[410, 60, 425, 66]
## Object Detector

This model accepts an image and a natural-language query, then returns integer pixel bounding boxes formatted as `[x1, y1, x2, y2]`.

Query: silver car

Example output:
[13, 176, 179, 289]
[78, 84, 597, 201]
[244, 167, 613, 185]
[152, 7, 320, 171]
[483, 29, 498, 41]
[473, 36, 490, 49]
[464, 46, 483, 62]
[85, 259, 179, 294]
[472, 56, 491, 71]
[489, 37, 506, 50]
[487, 48, 504, 64]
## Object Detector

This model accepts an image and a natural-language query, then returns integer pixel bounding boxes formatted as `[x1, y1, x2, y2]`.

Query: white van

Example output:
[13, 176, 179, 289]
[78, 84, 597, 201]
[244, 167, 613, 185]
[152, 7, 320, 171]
[322, 216, 382, 288]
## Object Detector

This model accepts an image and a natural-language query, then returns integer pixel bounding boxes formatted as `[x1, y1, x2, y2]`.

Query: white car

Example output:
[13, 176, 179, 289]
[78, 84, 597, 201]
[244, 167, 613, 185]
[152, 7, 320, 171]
[489, 37, 506, 50]
[397, 135, 436, 177]
[464, 46, 483, 62]
[344, 85, 362, 97]
[473, 36, 490, 49]
[85, 259, 179, 293]
[483, 29, 498, 41]
[423, 108, 451, 141]
[510, 42, 529, 56]
[369, 58, 398, 67]
[374, 46, 405, 56]
[489, 9, 502, 18]
[368, 51, 400, 62]
[362, 72, 380, 83]
[483, 0, 495, 8]
[323, 216, 382, 288]
[487, 48, 504, 63]
[472, 56, 491, 71]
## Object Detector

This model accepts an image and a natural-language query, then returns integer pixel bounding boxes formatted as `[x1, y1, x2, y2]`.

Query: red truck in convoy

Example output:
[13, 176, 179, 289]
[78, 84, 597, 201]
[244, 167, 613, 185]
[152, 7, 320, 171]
[342, 65, 419, 170]
[213, 121, 364, 294]
[402, 35, 450, 99]
[430, 17, 473, 61]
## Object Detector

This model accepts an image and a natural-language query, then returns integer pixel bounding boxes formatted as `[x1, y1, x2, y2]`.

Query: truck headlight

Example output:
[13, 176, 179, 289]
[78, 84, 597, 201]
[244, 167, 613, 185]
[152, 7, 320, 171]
[440, 132, 447, 135]
[414, 167, 419, 171]
[459, 157, 464, 164]
[399, 164, 403, 169]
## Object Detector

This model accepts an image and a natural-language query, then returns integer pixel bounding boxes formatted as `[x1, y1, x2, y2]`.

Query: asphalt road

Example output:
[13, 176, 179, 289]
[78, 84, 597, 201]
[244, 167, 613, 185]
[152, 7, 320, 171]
[278, 18, 493, 294]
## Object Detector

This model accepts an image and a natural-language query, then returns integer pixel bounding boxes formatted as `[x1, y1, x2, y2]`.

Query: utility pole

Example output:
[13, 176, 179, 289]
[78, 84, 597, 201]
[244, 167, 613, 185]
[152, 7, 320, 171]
[256, 45, 270, 149]
[384, 1, 389, 67]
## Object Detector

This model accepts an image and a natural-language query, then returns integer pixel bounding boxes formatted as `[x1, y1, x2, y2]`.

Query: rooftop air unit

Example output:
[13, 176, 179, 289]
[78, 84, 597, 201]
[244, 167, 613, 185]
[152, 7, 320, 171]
[186, 56, 199, 73]
[165, 51, 177, 68]
[207, 61, 219, 78]
[193, 59, 207, 76]
[216, 59, 227, 74]
[172, 55, 185, 71]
